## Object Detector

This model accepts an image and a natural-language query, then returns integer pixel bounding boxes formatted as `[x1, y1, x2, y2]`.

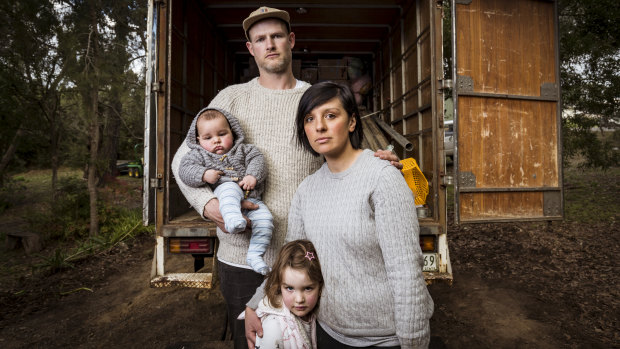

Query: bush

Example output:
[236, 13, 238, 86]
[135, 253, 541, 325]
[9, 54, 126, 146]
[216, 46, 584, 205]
[0, 177, 26, 214]
[27, 176, 90, 240]
[562, 116, 620, 169]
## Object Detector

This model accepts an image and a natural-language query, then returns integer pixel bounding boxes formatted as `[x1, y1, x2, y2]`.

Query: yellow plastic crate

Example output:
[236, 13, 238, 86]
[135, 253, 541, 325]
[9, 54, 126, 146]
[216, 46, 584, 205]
[400, 158, 428, 206]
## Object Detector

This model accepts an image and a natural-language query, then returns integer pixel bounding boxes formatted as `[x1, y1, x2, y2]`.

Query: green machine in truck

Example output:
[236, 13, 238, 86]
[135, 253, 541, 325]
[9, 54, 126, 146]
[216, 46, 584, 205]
[143, 0, 563, 288]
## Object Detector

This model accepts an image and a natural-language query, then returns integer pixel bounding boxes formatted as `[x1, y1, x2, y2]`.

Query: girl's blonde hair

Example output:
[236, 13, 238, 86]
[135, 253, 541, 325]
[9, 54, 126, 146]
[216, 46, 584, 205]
[265, 240, 324, 309]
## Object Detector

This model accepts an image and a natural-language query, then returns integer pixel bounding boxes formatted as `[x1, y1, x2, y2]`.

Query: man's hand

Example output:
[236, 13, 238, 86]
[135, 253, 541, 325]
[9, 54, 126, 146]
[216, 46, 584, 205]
[239, 175, 257, 191]
[245, 306, 263, 349]
[374, 149, 403, 170]
[203, 199, 259, 233]
[203, 169, 223, 184]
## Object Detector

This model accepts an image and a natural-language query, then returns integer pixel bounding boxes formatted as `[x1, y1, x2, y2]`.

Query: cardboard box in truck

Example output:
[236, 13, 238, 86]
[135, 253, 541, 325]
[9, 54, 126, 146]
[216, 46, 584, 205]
[144, 0, 563, 288]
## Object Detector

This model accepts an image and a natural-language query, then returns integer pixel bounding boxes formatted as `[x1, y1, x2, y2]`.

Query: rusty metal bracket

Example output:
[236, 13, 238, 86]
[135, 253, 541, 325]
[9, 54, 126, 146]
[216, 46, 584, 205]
[540, 82, 558, 99]
[459, 171, 477, 187]
[457, 75, 474, 92]
[543, 191, 562, 216]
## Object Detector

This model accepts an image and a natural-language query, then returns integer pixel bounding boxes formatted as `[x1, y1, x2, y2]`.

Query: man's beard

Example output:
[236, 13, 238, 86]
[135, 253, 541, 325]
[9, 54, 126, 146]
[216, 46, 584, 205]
[260, 53, 291, 74]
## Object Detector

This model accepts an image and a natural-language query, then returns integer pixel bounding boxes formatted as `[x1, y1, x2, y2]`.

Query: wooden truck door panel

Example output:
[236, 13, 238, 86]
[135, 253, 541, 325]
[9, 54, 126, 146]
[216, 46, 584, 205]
[452, 0, 563, 223]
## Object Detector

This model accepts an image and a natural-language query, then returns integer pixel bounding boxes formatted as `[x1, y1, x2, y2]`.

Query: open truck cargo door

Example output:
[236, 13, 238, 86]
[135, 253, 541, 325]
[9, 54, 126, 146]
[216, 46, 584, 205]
[143, 0, 535, 287]
[452, 0, 563, 223]
[142, 0, 158, 226]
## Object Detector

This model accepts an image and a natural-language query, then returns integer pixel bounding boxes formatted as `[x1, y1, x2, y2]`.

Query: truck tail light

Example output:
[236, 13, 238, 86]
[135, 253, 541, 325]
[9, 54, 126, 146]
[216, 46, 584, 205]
[169, 238, 214, 254]
[419, 235, 435, 252]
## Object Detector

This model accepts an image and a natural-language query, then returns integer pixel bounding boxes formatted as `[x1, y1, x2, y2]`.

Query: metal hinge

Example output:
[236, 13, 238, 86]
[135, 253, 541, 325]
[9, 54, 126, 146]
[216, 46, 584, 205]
[150, 174, 163, 190]
[151, 79, 164, 93]
[457, 75, 474, 92]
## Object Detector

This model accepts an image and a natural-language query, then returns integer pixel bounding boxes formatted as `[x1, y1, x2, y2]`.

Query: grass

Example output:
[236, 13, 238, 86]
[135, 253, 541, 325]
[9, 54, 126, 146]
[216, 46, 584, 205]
[563, 165, 619, 223]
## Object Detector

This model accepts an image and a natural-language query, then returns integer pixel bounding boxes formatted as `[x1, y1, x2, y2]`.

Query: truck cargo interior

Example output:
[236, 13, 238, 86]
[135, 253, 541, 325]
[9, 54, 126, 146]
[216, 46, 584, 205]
[161, 0, 445, 222]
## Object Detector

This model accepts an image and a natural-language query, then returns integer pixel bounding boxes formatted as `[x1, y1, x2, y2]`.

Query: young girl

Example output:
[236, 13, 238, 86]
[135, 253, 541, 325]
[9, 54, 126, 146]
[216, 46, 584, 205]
[241, 240, 323, 349]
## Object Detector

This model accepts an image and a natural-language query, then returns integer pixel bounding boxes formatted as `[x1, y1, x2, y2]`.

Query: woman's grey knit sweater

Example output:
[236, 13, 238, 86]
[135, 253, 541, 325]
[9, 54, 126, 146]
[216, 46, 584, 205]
[287, 150, 434, 349]
[171, 78, 322, 266]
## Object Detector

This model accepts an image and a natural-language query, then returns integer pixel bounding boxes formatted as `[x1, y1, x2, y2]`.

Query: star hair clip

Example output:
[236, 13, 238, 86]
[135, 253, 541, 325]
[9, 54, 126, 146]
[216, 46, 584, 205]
[305, 251, 315, 262]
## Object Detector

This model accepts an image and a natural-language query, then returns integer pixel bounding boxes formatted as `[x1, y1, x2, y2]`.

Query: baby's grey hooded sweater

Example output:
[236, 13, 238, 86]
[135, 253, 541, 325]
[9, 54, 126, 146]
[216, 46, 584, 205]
[178, 107, 267, 200]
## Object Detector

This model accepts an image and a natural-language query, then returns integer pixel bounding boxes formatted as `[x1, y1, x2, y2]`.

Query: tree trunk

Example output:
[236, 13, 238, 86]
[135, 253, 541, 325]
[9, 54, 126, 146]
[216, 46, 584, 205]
[0, 122, 25, 183]
[85, 2, 101, 236]
[87, 87, 100, 236]
[49, 96, 61, 194]
[102, 98, 122, 179]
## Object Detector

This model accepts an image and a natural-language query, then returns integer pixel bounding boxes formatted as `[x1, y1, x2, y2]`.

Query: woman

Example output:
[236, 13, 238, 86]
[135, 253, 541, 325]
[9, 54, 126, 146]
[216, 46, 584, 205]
[284, 81, 434, 348]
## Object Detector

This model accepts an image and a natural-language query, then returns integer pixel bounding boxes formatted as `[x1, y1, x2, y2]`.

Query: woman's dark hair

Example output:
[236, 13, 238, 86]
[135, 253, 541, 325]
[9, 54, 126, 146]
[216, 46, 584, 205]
[295, 81, 363, 156]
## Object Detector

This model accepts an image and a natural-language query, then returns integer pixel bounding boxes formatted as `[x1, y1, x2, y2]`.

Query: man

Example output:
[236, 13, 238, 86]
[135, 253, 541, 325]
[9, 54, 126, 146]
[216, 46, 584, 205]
[171, 7, 400, 348]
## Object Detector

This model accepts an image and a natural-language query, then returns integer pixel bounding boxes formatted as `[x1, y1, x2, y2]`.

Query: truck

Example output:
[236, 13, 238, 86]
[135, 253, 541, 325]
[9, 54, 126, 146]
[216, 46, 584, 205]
[143, 0, 563, 288]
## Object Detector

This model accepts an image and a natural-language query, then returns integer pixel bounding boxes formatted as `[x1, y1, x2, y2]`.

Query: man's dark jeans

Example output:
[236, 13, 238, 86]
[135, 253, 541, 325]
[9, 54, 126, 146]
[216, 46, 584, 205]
[218, 261, 264, 349]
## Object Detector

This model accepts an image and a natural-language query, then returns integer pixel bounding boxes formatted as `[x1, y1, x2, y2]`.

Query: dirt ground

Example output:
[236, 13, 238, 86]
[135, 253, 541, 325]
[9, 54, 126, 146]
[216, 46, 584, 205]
[0, 167, 618, 349]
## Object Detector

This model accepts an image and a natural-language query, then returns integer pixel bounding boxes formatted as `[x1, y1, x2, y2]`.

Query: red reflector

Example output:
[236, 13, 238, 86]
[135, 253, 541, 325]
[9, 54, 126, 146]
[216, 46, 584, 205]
[169, 238, 213, 253]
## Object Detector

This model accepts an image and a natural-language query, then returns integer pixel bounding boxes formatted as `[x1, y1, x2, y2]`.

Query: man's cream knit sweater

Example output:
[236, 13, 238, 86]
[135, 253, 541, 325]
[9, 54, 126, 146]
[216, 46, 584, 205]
[171, 78, 322, 266]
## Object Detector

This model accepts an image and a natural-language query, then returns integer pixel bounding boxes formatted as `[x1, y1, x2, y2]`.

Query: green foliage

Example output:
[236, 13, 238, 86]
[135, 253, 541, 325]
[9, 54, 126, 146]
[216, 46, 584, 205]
[0, 0, 146, 184]
[559, 0, 620, 168]
[35, 248, 74, 274]
[98, 207, 152, 246]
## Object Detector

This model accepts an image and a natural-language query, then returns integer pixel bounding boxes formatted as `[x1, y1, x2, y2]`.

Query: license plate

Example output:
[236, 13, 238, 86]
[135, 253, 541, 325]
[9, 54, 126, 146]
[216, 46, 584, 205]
[423, 253, 438, 272]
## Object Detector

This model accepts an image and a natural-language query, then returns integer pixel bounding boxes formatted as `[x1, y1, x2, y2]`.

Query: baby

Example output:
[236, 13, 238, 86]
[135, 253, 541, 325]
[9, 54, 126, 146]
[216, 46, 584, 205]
[178, 107, 273, 275]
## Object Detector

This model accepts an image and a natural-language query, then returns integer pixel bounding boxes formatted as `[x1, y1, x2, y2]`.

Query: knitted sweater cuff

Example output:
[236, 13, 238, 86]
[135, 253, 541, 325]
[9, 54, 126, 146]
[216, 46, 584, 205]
[399, 337, 429, 349]
[246, 280, 266, 310]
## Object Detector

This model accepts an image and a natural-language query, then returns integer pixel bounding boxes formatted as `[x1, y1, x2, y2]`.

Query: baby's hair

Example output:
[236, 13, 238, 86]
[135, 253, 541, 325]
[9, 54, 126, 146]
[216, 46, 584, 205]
[198, 109, 226, 121]
[265, 240, 324, 309]
[195, 109, 233, 139]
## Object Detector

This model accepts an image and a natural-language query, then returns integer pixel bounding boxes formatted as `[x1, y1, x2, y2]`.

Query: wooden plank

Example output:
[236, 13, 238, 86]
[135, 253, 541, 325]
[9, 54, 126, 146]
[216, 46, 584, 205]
[458, 97, 558, 188]
[456, 0, 556, 96]
[460, 192, 544, 220]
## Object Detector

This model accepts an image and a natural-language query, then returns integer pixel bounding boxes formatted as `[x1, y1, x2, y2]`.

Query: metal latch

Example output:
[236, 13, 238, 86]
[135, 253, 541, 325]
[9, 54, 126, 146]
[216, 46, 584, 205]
[438, 79, 452, 94]
[439, 79, 452, 90]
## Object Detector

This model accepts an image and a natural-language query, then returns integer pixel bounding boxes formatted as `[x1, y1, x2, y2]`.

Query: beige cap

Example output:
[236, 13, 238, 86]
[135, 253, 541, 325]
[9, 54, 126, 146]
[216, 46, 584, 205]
[243, 6, 290, 40]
